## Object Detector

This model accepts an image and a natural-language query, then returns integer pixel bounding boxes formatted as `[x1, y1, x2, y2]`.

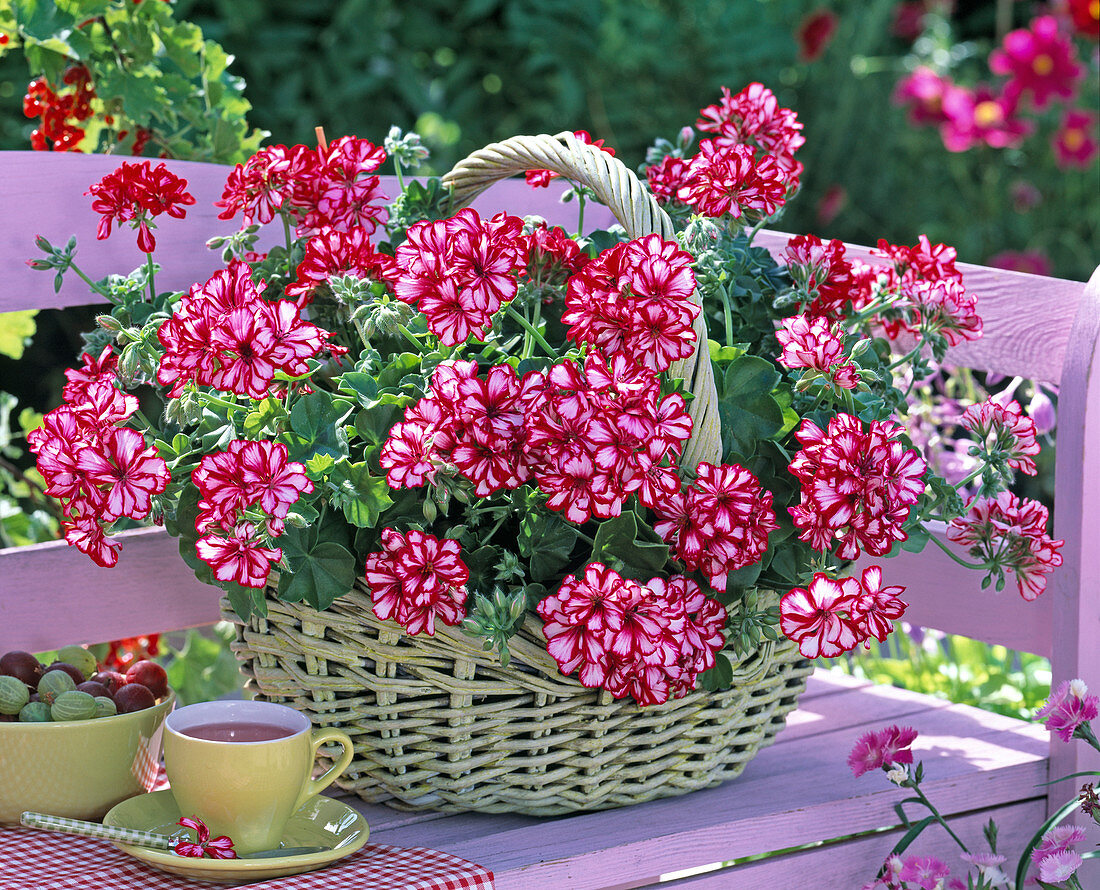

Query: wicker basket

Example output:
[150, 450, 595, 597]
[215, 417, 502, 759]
[221, 134, 813, 815]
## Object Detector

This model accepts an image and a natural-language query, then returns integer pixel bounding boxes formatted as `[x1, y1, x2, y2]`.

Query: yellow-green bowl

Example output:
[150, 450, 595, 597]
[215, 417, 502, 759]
[0, 691, 175, 825]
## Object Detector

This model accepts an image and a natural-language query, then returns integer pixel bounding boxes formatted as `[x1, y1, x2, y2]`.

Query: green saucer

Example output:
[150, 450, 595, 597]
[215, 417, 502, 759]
[103, 790, 369, 884]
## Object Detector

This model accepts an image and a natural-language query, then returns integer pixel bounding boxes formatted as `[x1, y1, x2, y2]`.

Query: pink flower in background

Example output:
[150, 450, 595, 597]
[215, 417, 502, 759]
[892, 2, 931, 42]
[815, 184, 847, 226]
[893, 66, 954, 126]
[947, 491, 1064, 600]
[1028, 388, 1057, 435]
[848, 724, 918, 776]
[796, 9, 838, 62]
[987, 249, 1052, 276]
[989, 15, 1084, 109]
[1010, 179, 1042, 212]
[1062, 0, 1100, 39]
[1036, 680, 1100, 742]
[940, 84, 1033, 151]
[1053, 108, 1098, 168]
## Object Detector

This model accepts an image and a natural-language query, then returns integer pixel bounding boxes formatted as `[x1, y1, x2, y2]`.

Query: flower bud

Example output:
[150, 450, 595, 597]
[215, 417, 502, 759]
[422, 498, 437, 522]
[96, 314, 123, 332]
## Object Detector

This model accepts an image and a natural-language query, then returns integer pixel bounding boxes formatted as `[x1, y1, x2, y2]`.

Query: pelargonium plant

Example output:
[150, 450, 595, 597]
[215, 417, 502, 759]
[27, 84, 1064, 707]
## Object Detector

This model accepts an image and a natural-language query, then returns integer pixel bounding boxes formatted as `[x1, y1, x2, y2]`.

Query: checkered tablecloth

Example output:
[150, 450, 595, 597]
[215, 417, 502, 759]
[3, 764, 492, 888]
[0, 824, 495, 889]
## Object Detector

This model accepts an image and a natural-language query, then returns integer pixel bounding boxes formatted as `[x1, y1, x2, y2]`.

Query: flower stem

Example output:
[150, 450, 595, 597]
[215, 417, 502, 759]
[282, 214, 294, 257]
[923, 527, 987, 570]
[718, 282, 736, 348]
[907, 779, 970, 853]
[395, 324, 427, 354]
[145, 252, 157, 302]
[394, 160, 405, 193]
[68, 262, 112, 299]
[576, 190, 586, 236]
[506, 304, 558, 358]
[198, 393, 247, 413]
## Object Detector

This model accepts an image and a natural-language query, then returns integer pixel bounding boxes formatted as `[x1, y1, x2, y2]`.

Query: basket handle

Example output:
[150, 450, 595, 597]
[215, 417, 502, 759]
[442, 132, 722, 468]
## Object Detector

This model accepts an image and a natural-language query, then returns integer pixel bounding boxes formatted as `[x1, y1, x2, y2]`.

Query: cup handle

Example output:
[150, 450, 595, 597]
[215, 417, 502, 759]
[295, 728, 355, 811]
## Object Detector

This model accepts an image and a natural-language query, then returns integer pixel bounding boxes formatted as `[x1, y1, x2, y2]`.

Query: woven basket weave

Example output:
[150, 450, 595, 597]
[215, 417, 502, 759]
[221, 134, 812, 815]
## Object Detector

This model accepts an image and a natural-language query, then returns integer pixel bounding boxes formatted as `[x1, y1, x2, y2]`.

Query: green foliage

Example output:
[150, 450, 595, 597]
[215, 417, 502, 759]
[164, 623, 246, 705]
[3, 0, 265, 161]
[0, 311, 37, 361]
[838, 627, 1052, 720]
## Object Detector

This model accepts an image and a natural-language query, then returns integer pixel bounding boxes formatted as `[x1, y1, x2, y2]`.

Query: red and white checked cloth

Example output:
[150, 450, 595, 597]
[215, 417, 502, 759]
[0, 826, 495, 890]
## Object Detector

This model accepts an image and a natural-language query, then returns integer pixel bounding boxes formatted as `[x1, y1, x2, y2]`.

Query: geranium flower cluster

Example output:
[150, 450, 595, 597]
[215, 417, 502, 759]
[216, 136, 389, 235]
[86, 160, 196, 252]
[775, 314, 859, 389]
[562, 234, 700, 371]
[27, 347, 170, 568]
[652, 462, 777, 591]
[783, 233, 856, 320]
[646, 83, 803, 219]
[191, 440, 312, 588]
[522, 222, 588, 286]
[946, 491, 1063, 600]
[780, 566, 907, 659]
[857, 236, 982, 346]
[960, 397, 1041, 476]
[893, 14, 1096, 168]
[535, 563, 726, 706]
[394, 208, 527, 345]
[157, 260, 332, 398]
[788, 415, 927, 560]
[363, 529, 468, 635]
[381, 353, 694, 518]
[285, 226, 399, 304]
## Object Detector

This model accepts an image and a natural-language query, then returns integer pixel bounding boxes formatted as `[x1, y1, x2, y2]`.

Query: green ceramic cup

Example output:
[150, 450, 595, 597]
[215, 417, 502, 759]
[0, 692, 175, 825]
[163, 700, 354, 855]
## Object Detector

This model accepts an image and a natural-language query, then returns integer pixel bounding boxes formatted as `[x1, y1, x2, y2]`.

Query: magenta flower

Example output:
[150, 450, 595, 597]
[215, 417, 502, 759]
[898, 855, 950, 890]
[989, 15, 1084, 109]
[987, 250, 1052, 277]
[1053, 108, 1098, 169]
[1036, 680, 1100, 742]
[940, 84, 1033, 152]
[893, 66, 954, 127]
[173, 816, 237, 859]
[848, 725, 918, 777]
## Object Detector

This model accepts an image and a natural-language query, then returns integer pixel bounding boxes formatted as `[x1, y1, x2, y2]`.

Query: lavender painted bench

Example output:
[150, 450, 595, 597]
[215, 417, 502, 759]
[1, 151, 1097, 888]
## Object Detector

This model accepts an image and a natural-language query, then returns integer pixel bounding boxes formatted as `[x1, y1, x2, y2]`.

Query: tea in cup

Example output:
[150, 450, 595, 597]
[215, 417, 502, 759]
[163, 700, 353, 854]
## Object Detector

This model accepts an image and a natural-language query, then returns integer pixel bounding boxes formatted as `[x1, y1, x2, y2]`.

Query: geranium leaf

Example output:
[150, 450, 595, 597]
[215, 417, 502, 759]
[338, 372, 379, 406]
[279, 541, 356, 611]
[329, 460, 394, 528]
[0, 311, 37, 360]
[588, 512, 669, 580]
[284, 390, 351, 463]
[519, 512, 578, 581]
[698, 654, 734, 691]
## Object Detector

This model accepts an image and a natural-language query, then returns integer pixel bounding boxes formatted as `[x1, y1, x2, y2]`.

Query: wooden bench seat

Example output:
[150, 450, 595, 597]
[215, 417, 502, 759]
[1, 151, 1097, 887]
[349, 670, 1047, 889]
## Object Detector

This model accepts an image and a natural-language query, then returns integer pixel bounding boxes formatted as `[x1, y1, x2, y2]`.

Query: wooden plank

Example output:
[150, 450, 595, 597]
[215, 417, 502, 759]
[0, 526, 222, 651]
[852, 526, 1053, 657]
[650, 799, 1046, 890]
[367, 703, 1045, 889]
[0, 153, 614, 313]
[755, 230, 1089, 385]
[1049, 263, 1100, 868]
